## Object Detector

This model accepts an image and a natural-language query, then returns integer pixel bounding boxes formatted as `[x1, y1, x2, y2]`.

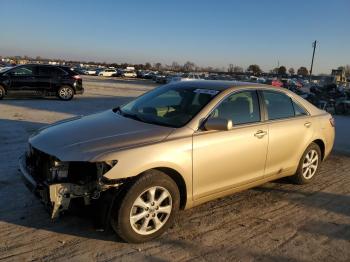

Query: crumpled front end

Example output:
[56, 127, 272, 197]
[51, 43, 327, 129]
[19, 144, 121, 219]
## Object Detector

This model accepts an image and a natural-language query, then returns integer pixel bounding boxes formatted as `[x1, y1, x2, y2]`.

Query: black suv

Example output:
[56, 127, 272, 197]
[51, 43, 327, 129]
[0, 64, 84, 100]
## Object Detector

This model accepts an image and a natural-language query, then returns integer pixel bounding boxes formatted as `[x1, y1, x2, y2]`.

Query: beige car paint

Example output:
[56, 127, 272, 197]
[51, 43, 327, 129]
[98, 84, 334, 210]
[23, 81, 335, 213]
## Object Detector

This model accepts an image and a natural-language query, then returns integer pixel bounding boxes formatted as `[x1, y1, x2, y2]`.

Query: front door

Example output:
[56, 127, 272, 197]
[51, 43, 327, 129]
[193, 90, 268, 200]
[8, 65, 37, 92]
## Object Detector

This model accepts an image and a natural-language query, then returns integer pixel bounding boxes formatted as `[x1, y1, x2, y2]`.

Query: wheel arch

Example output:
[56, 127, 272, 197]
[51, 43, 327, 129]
[0, 84, 7, 94]
[59, 83, 76, 93]
[138, 167, 187, 210]
[312, 139, 325, 160]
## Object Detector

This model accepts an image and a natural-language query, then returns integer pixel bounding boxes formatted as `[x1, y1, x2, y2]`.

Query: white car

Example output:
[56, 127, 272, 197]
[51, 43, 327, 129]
[86, 69, 98, 75]
[99, 69, 117, 77]
[169, 73, 203, 82]
[123, 71, 137, 78]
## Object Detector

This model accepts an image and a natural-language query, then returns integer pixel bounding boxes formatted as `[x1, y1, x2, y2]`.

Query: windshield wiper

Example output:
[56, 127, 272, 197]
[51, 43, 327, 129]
[116, 108, 144, 122]
[114, 107, 175, 127]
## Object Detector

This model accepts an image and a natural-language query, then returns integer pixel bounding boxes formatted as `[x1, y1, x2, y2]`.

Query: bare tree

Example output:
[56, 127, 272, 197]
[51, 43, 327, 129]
[183, 61, 196, 72]
[171, 61, 180, 71]
[233, 66, 243, 73]
[145, 62, 152, 70]
[297, 67, 308, 76]
[288, 67, 295, 75]
[228, 64, 234, 73]
[278, 66, 287, 75]
[345, 65, 350, 77]
[247, 64, 262, 75]
[154, 62, 162, 71]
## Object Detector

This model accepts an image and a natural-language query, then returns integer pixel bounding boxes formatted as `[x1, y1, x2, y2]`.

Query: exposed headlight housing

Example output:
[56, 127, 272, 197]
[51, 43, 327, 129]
[50, 161, 69, 180]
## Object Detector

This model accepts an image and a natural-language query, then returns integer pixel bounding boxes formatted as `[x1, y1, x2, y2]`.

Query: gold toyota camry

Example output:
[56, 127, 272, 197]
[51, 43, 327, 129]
[20, 80, 335, 242]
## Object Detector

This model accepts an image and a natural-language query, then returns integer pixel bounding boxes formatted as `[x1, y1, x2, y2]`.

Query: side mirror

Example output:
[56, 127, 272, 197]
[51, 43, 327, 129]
[204, 117, 233, 131]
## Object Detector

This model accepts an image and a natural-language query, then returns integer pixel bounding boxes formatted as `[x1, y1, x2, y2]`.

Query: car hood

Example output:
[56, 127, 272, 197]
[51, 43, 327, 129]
[29, 110, 174, 161]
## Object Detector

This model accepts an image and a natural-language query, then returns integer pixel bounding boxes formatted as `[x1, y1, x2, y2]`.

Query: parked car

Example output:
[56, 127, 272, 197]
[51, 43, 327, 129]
[86, 68, 99, 75]
[271, 79, 283, 87]
[71, 67, 87, 75]
[122, 70, 137, 78]
[143, 71, 157, 79]
[169, 73, 203, 82]
[155, 74, 168, 84]
[19, 81, 334, 243]
[99, 68, 117, 77]
[0, 64, 84, 100]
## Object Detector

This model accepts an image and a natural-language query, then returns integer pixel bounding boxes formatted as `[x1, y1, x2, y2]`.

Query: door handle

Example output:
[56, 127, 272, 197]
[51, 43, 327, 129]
[254, 130, 267, 139]
[304, 121, 312, 128]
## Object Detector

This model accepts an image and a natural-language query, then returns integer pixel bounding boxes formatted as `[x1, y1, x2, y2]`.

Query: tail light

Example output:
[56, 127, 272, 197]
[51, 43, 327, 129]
[73, 75, 81, 80]
[329, 117, 335, 127]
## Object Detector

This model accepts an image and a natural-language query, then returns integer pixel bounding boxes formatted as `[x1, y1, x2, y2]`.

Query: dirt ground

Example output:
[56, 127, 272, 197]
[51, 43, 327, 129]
[0, 76, 349, 261]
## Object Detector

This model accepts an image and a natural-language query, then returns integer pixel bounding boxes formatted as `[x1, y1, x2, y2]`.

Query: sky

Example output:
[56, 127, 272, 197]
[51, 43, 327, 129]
[1, 0, 349, 74]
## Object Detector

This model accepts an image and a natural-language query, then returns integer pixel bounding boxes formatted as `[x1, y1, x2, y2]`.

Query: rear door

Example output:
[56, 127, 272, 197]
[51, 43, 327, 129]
[7, 65, 37, 91]
[261, 90, 314, 177]
[36, 65, 53, 91]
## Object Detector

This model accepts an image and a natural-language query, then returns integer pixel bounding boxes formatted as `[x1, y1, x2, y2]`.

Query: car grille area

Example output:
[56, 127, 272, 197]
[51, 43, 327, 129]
[25, 145, 98, 185]
[25, 146, 56, 184]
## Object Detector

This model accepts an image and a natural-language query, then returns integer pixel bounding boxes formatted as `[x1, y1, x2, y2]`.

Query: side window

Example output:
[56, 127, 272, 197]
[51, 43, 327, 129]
[10, 66, 34, 76]
[263, 91, 294, 120]
[292, 100, 308, 116]
[212, 91, 260, 125]
[38, 66, 52, 76]
[52, 67, 66, 76]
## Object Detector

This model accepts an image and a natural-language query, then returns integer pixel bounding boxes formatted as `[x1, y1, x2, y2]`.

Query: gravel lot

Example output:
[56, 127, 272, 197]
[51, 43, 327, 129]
[0, 76, 349, 261]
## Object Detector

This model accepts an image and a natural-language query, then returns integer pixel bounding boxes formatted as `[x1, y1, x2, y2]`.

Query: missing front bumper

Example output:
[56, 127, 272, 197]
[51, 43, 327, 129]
[19, 156, 121, 219]
[19, 156, 97, 219]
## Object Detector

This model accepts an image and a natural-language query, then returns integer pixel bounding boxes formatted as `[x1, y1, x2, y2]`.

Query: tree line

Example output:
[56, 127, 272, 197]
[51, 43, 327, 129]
[1, 55, 349, 76]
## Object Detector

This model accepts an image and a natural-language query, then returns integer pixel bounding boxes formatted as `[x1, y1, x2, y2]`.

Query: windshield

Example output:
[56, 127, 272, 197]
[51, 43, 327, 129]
[0, 67, 12, 73]
[119, 85, 220, 127]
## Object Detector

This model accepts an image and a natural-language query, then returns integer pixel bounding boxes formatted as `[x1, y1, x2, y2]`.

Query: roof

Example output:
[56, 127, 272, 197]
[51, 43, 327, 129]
[168, 80, 266, 91]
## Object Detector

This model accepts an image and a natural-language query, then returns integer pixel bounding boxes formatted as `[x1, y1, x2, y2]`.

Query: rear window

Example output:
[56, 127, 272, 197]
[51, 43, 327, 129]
[38, 66, 53, 76]
[292, 100, 308, 116]
[59, 67, 77, 75]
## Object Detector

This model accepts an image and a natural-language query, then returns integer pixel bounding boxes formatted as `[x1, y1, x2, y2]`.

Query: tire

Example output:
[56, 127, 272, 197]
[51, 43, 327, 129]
[290, 143, 321, 184]
[0, 85, 5, 99]
[58, 85, 74, 101]
[110, 170, 180, 243]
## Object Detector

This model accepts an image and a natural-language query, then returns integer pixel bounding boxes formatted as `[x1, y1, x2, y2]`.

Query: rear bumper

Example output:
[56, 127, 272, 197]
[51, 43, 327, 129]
[75, 88, 84, 95]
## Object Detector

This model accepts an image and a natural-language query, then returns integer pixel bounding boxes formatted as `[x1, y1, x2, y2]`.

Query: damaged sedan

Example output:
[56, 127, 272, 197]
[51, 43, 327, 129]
[20, 80, 335, 243]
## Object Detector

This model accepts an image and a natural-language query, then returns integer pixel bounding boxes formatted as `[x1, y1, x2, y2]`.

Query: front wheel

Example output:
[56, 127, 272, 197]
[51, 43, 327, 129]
[110, 170, 180, 243]
[291, 143, 321, 184]
[58, 85, 74, 101]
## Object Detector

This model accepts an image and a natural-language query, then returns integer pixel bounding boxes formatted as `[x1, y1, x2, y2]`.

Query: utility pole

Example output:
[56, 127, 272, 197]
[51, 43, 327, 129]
[309, 40, 317, 82]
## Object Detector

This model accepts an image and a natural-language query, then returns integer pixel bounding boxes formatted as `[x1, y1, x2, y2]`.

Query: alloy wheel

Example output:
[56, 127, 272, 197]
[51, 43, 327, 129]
[302, 149, 319, 179]
[59, 87, 73, 100]
[129, 186, 172, 235]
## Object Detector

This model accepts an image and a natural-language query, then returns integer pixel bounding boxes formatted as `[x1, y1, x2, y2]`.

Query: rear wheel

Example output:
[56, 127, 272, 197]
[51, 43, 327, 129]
[291, 143, 321, 184]
[110, 170, 180, 243]
[0, 86, 5, 99]
[58, 85, 74, 101]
